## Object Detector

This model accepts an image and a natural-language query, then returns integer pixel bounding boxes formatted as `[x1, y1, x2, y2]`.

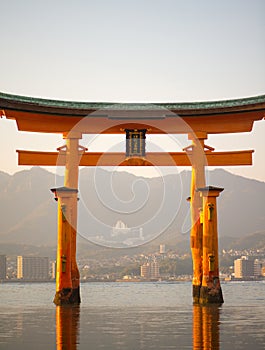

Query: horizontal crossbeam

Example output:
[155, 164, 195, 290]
[17, 150, 254, 166]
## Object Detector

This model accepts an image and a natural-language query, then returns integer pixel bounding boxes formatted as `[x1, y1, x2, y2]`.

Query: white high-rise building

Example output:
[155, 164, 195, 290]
[140, 263, 150, 278]
[234, 256, 254, 278]
[160, 244, 166, 254]
[140, 260, 160, 279]
[150, 260, 160, 279]
[254, 259, 263, 277]
[17, 256, 49, 280]
[51, 261, 56, 279]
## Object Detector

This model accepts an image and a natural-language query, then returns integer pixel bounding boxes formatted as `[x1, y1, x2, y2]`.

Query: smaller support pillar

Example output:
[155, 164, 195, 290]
[198, 186, 224, 304]
[51, 187, 79, 305]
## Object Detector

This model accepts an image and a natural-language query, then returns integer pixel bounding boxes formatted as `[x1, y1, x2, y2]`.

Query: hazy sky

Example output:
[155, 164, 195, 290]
[0, 0, 264, 181]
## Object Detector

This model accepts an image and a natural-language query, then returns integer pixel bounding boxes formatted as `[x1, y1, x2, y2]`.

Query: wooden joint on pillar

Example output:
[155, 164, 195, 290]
[78, 145, 88, 152]
[182, 145, 215, 152]
[182, 145, 194, 152]
[57, 144, 88, 153]
[183, 143, 214, 153]
[188, 131, 208, 141]
[63, 131, 82, 139]
[204, 144, 215, 152]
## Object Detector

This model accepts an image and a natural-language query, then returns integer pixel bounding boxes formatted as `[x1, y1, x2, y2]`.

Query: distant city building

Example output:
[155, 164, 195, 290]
[261, 267, 265, 277]
[160, 244, 166, 254]
[111, 220, 144, 246]
[112, 220, 131, 236]
[17, 256, 49, 280]
[254, 259, 263, 277]
[0, 255, 6, 280]
[51, 261, 56, 279]
[234, 256, 254, 278]
[140, 260, 160, 279]
[141, 263, 150, 278]
[150, 260, 160, 279]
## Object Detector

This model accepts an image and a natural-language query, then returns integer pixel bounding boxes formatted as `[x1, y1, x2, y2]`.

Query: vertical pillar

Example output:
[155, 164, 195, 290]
[187, 132, 207, 303]
[51, 187, 78, 305]
[63, 132, 83, 304]
[198, 186, 224, 304]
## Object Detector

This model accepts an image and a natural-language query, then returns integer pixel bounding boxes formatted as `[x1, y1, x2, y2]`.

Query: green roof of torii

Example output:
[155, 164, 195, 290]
[1, 91, 265, 116]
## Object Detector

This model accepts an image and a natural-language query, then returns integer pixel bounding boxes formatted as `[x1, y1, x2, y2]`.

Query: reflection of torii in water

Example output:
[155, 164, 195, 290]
[1, 91, 264, 305]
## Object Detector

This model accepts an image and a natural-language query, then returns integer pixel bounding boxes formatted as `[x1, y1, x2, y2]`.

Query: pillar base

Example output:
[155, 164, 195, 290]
[71, 286, 81, 304]
[192, 284, 201, 304]
[199, 286, 224, 305]
[53, 287, 81, 306]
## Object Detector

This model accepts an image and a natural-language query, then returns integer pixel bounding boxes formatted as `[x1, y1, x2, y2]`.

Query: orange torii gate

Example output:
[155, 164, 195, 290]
[1, 91, 264, 305]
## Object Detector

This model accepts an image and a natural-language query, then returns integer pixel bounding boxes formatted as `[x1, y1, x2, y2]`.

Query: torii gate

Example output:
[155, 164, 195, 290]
[1, 91, 264, 305]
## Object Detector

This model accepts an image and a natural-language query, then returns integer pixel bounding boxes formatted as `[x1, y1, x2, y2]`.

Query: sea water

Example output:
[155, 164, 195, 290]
[0, 281, 265, 349]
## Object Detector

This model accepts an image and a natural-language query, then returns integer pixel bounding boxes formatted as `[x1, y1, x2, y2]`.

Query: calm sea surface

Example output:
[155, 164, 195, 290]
[0, 281, 265, 349]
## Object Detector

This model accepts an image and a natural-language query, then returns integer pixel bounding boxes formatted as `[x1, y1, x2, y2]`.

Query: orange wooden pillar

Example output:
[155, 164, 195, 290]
[51, 187, 78, 305]
[198, 186, 224, 304]
[63, 132, 83, 304]
[187, 132, 207, 303]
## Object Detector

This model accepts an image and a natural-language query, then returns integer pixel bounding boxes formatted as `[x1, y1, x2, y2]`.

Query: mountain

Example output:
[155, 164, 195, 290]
[221, 230, 265, 251]
[0, 167, 264, 251]
[0, 167, 58, 245]
[206, 169, 265, 238]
